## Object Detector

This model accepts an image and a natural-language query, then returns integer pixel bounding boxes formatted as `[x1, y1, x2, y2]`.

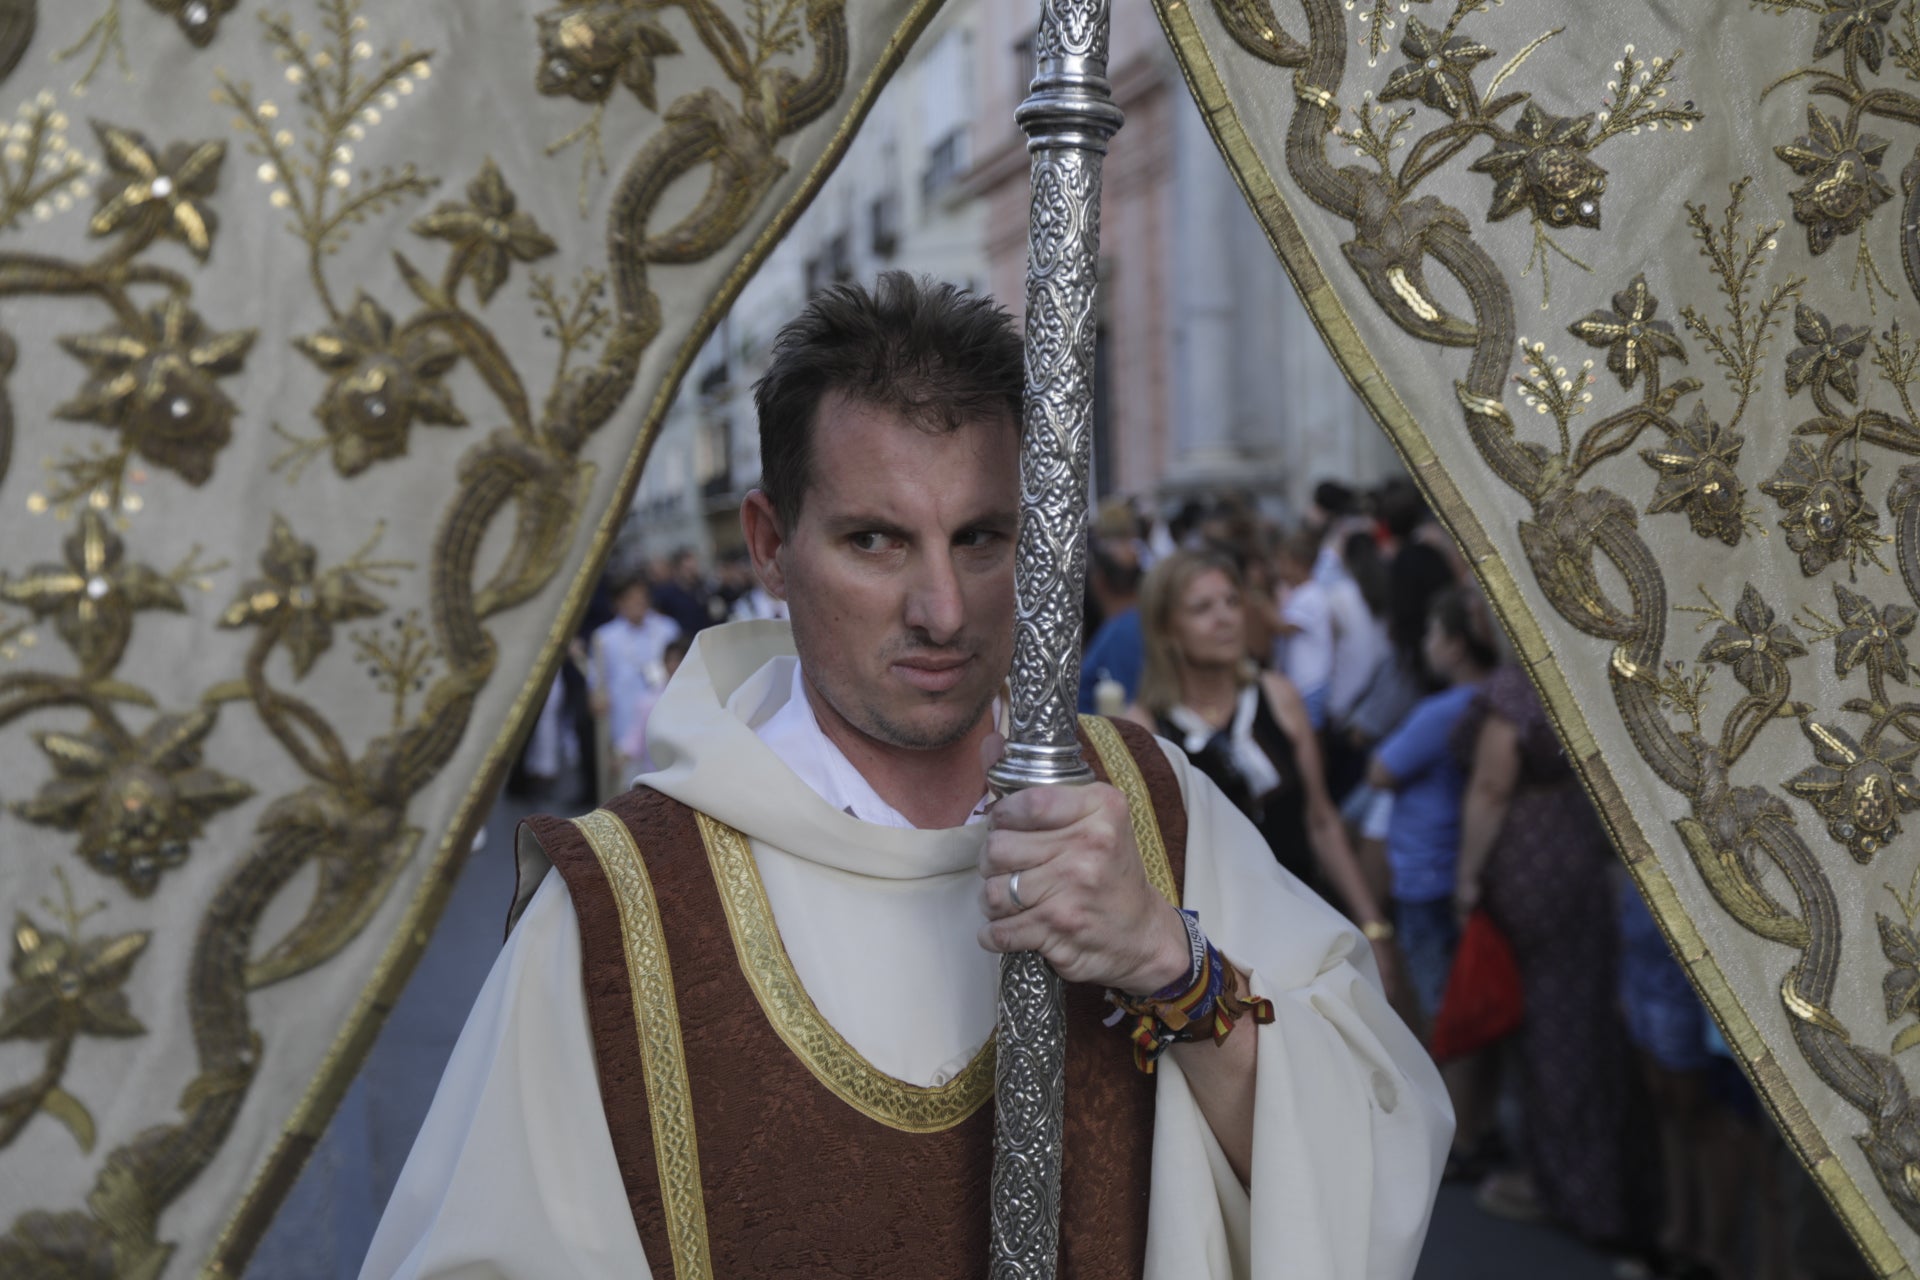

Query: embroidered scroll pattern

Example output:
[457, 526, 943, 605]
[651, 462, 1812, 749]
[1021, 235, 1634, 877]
[0, 0, 848, 1270]
[1210, 0, 1920, 1234]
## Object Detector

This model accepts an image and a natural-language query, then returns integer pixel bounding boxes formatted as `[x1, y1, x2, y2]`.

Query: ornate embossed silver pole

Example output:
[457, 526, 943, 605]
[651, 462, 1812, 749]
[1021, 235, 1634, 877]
[986, 0, 1122, 1274]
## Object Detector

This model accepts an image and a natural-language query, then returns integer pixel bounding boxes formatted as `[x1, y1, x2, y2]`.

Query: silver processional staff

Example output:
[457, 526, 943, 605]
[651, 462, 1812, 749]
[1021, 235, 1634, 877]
[985, 0, 1123, 1275]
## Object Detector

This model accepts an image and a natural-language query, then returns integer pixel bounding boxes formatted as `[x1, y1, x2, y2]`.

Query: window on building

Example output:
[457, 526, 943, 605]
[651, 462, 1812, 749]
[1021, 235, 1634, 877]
[1011, 29, 1036, 110]
[826, 232, 853, 283]
[919, 27, 973, 205]
[869, 191, 901, 259]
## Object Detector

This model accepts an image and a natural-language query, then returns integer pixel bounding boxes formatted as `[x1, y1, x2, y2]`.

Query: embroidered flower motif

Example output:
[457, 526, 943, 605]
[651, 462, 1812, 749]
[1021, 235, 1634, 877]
[1470, 103, 1608, 229]
[1380, 18, 1492, 117]
[145, 0, 241, 47]
[535, 3, 682, 109]
[1831, 583, 1916, 682]
[1882, 914, 1920, 1021]
[1775, 106, 1894, 256]
[1570, 274, 1687, 390]
[410, 160, 559, 305]
[1785, 718, 1920, 862]
[0, 510, 185, 677]
[219, 516, 386, 677]
[1786, 304, 1872, 404]
[1816, 0, 1898, 73]
[55, 296, 255, 486]
[1698, 583, 1804, 692]
[1759, 440, 1880, 576]
[13, 708, 254, 895]
[295, 293, 465, 477]
[0, 915, 148, 1045]
[86, 122, 225, 259]
[1643, 403, 1746, 546]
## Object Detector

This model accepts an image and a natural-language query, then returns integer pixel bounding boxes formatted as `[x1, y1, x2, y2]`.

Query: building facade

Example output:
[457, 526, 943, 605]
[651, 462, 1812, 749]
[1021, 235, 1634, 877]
[966, 0, 1401, 509]
[629, 3, 1403, 567]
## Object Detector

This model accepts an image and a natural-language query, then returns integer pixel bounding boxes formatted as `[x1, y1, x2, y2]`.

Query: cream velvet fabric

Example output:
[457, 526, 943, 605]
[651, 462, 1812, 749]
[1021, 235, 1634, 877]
[360, 622, 1451, 1279]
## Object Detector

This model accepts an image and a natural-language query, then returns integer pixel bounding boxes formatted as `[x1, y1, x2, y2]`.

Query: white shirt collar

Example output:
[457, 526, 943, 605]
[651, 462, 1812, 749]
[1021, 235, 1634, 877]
[754, 662, 992, 830]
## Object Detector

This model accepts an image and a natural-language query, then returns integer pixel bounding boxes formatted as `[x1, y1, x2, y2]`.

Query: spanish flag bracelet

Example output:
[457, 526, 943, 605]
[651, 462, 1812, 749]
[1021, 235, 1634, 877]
[1104, 909, 1275, 1073]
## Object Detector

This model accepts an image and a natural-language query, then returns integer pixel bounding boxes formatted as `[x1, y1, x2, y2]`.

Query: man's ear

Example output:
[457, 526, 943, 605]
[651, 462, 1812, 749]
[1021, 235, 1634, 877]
[740, 489, 789, 600]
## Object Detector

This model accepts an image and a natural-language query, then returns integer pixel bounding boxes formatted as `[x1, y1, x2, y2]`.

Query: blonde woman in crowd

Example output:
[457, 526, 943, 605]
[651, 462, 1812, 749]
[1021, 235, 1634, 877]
[1125, 549, 1403, 994]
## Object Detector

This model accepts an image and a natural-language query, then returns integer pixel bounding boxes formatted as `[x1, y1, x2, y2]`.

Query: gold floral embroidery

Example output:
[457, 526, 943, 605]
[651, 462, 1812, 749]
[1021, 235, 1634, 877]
[410, 159, 558, 306]
[14, 706, 253, 894]
[0, 103, 89, 232]
[1, 0, 866, 1265]
[1470, 102, 1607, 230]
[293, 293, 466, 476]
[1774, 106, 1894, 257]
[536, 3, 682, 109]
[87, 123, 224, 259]
[217, 516, 392, 677]
[1784, 717, 1920, 862]
[0, 508, 184, 677]
[55, 295, 254, 486]
[1643, 405, 1747, 546]
[0, 872, 149, 1154]
[1760, 439, 1883, 576]
[1695, 584, 1807, 692]
[1379, 17, 1488, 117]
[147, 0, 239, 47]
[1171, 0, 1920, 1245]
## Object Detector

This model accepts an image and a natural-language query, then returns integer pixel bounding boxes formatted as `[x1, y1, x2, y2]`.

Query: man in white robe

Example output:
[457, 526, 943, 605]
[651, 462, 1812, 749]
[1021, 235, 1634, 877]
[361, 275, 1450, 1279]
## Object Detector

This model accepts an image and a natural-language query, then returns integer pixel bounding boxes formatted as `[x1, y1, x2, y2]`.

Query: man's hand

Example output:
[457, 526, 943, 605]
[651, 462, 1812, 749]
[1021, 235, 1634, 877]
[977, 763, 1189, 996]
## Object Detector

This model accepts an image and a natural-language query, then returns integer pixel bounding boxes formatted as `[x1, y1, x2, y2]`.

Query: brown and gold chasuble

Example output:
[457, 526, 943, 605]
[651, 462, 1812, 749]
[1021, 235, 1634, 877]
[519, 715, 1188, 1278]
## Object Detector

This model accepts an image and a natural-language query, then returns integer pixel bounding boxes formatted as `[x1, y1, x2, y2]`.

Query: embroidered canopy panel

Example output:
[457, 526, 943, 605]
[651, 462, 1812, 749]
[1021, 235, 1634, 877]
[1158, 0, 1920, 1271]
[0, 0, 935, 1272]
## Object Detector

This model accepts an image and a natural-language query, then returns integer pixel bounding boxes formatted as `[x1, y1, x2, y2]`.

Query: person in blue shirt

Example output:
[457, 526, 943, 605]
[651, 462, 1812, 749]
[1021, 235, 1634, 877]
[1076, 534, 1145, 713]
[1366, 585, 1499, 1023]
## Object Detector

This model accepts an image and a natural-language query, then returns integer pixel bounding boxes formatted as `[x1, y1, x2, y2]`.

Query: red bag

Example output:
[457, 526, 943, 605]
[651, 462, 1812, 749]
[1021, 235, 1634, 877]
[1428, 909, 1524, 1062]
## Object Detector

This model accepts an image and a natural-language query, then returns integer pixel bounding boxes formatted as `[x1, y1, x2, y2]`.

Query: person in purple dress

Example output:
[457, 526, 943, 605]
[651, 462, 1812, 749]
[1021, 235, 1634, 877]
[1453, 665, 1631, 1245]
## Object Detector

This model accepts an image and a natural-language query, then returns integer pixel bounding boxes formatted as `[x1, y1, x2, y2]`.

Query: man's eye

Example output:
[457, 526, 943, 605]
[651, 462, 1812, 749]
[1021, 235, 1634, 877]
[956, 529, 1004, 550]
[850, 532, 891, 552]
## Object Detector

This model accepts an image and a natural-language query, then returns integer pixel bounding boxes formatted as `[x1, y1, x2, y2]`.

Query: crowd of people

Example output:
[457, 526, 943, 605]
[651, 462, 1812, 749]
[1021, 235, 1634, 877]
[1081, 477, 1868, 1280]
[514, 477, 1870, 1280]
[511, 545, 785, 805]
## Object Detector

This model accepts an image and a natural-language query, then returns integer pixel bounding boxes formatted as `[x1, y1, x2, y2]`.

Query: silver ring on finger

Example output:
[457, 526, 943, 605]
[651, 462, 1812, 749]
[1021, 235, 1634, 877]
[1008, 870, 1027, 911]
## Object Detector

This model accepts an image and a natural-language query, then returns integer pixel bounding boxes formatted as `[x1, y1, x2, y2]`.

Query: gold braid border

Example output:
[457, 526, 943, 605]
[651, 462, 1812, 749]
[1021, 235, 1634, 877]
[1151, 1, 1914, 1275]
[1079, 715, 1180, 907]
[693, 811, 996, 1133]
[571, 810, 714, 1280]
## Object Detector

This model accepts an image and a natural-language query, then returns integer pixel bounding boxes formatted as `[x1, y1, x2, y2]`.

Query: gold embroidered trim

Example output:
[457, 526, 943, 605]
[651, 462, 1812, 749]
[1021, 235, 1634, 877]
[1079, 714, 1181, 907]
[1151, 3, 1913, 1271]
[571, 810, 714, 1280]
[691, 722, 1180, 1134]
[693, 811, 995, 1133]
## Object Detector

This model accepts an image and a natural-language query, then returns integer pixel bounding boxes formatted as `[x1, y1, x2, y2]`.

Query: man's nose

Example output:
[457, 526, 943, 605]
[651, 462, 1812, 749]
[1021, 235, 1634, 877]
[903, 550, 966, 643]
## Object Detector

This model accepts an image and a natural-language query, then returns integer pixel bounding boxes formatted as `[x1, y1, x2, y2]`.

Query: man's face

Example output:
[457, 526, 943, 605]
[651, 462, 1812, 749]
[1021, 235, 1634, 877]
[765, 392, 1019, 752]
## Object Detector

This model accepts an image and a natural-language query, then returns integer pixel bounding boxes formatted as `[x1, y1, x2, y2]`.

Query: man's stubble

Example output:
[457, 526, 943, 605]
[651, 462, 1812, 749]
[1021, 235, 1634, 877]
[791, 622, 1002, 754]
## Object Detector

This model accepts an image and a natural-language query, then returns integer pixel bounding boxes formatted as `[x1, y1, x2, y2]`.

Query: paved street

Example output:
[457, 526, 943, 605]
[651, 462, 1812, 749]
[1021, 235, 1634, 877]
[250, 788, 1620, 1280]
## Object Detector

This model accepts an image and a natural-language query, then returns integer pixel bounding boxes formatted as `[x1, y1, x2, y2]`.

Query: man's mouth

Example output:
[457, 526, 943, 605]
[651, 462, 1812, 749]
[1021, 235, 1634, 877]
[892, 655, 971, 694]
